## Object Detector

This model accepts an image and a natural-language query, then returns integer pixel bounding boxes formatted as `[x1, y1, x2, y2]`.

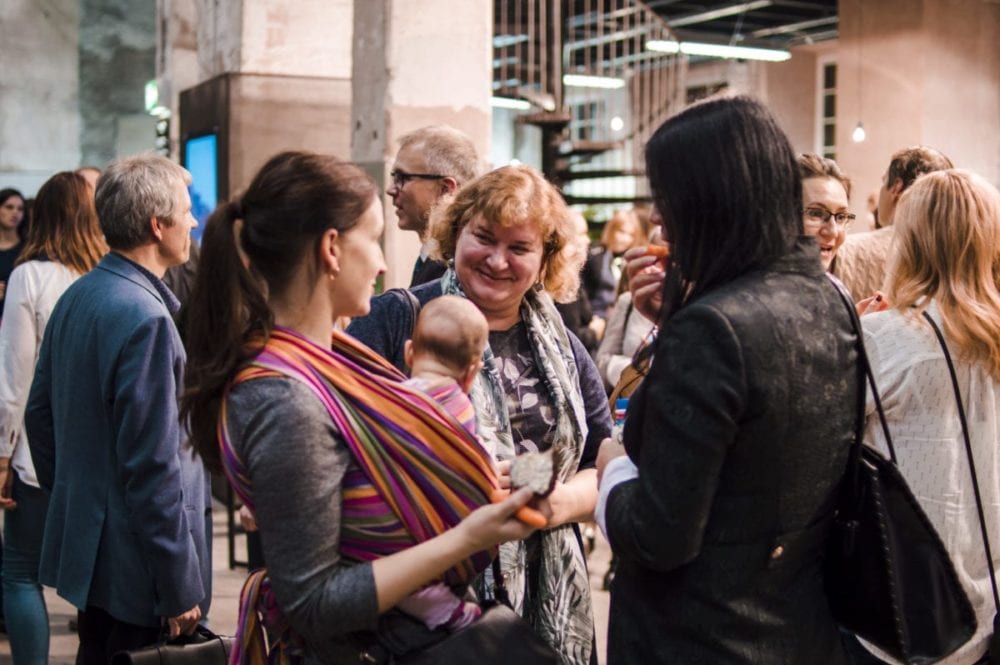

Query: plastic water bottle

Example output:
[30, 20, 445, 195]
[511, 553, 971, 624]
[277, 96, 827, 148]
[612, 397, 628, 444]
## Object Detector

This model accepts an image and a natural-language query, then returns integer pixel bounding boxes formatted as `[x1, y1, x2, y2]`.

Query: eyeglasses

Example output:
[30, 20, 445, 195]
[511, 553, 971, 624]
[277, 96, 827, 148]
[802, 207, 856, 231]
[390, 170, 447, 188]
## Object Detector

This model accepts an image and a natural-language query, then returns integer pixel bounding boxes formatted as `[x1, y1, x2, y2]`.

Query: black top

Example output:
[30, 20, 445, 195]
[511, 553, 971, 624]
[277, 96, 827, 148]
[409, 257, 447, 287]
[0, 239, 25, 320]
[604, 237, 857, 665]
[555, 285, 600, 354]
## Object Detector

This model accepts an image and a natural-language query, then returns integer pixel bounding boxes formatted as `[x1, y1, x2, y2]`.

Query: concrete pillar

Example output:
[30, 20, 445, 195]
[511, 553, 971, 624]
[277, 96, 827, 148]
[79, 0, 157, 167]
[0, 0, 80, 194]
[169, 0, 353, 199]
[352, 0, 493, 288]
[155, 0, 199, 156]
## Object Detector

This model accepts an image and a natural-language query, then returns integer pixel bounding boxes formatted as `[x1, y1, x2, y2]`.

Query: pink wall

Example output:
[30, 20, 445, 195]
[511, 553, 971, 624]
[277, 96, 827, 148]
[759, 0, 999, 228]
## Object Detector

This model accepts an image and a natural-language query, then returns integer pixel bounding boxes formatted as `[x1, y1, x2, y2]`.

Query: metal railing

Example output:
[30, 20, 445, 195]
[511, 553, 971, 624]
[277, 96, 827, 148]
[493, 0, 686, 206]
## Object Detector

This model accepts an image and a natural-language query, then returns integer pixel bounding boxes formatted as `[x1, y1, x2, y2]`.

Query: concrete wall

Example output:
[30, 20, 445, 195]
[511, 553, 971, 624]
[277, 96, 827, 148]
[79, 0, 157, 167]
[769, 0, 1000, 225]
[0, 0, 80, 195]
[228, 74, 352, 194]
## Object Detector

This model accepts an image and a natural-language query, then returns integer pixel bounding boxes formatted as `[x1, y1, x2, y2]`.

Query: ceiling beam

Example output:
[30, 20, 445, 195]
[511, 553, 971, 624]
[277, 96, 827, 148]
[751, 15, 838, 37]
[667, 1, 774, 28]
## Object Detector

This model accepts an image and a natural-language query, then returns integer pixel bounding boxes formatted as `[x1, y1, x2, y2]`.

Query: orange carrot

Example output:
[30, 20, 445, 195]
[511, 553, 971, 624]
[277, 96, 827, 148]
[644, 244, 669, 258]
[491, 489, 549, 528]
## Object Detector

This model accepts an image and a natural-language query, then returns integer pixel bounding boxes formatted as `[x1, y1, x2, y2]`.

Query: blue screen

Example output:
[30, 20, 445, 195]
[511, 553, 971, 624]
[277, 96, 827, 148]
[183, 133, 218, 242]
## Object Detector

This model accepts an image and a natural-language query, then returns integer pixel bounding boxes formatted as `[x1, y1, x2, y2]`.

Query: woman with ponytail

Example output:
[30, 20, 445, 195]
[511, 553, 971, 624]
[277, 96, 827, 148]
[181, 151, 540, 664]
[0, 172, 106, 664]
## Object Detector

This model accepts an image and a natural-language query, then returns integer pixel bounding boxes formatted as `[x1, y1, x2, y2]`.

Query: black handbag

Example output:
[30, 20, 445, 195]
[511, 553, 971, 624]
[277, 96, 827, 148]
[391, 559, 560, 665]
[824, 278, 976, 664]
[110, 625, 233, 665]
[924, 312, 1000, 664]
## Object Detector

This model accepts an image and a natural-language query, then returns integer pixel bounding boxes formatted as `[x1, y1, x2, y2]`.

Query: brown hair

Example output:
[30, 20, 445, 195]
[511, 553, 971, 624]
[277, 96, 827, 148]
[886, 146, 954, 192]
[600, 209, 646, 250]
[429, 165, 581, 302]
[886, 169, 1000, 378]
[181, 151, 377, 470]
[797, 153, 852, 199]
[18, 172, 107, 274]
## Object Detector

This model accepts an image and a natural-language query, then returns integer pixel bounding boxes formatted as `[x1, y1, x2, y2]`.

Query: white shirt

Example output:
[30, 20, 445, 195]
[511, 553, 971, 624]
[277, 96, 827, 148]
[596, 292, 656, 390]
[0, 260, 81, 488]
[861, 302, 1000, 665]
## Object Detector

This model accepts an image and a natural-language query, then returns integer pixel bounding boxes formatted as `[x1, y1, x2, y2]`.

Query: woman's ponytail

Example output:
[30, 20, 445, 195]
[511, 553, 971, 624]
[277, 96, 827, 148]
[181, 199, 273, 471]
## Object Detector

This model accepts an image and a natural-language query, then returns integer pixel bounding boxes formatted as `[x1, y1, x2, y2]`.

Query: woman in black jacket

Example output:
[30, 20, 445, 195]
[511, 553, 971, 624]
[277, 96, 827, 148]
[595, 96, 858, 664]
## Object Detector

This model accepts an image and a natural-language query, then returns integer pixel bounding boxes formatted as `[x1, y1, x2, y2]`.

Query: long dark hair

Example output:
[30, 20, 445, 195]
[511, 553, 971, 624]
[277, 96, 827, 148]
[181, 151, 377, 470]
[18, 172, 107, 273]
[645, 96, 801, 325]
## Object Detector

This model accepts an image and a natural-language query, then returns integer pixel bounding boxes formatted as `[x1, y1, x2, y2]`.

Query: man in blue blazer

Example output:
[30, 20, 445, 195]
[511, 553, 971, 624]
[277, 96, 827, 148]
[26, 154, 209, 664]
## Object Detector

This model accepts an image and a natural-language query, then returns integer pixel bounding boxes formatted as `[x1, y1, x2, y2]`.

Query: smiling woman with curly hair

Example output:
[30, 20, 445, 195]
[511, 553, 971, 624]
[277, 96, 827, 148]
[350, 164, 612, 665]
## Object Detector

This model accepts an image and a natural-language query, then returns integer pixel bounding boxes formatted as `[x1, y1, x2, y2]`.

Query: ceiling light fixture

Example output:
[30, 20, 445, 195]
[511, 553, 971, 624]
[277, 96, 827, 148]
[490, 96, 531, 110]
[646, 39, 791, 62]
[562, 74, 627, 89]
[852, 1, 866, 143]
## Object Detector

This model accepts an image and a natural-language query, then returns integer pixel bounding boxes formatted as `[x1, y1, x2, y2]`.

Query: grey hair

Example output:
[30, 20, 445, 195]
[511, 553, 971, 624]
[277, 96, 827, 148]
[95, 153, 191, 250]
[398, 125, 482, 186]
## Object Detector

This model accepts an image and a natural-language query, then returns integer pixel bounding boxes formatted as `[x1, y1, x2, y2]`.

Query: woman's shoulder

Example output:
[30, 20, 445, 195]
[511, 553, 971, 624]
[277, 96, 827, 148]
[10, 258, 77, 281]
[227, 375, 339, 450]
[6, 260, 78, 301]
[355, 281, 442, 324]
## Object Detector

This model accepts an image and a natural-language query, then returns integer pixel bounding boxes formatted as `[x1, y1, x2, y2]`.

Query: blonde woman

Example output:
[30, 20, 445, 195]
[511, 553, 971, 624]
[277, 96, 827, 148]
[851, 169, 1000, 665]
[583, 209, 642, 320]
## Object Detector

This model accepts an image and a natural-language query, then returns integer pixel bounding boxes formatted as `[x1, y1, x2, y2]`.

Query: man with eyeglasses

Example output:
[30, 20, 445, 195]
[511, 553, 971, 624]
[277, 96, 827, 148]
[387, 126, 482, 286]
[834, 146, 953, 301]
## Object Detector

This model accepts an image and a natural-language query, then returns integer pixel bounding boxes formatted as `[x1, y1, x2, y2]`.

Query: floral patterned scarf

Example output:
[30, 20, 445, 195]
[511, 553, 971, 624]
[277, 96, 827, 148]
[440, 270, 595, 665]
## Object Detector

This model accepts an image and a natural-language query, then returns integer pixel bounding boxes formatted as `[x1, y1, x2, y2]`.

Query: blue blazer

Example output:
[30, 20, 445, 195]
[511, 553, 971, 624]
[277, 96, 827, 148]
[26, 252, 210, 627]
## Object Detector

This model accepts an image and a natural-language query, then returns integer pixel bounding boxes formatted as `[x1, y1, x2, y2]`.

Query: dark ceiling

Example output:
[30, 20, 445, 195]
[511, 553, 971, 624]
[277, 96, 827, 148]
[644, 0, 839, 48]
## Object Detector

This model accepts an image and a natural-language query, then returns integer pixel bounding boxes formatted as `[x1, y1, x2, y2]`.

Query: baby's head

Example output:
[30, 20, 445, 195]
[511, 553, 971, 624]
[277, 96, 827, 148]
[404, 295, 488, 393]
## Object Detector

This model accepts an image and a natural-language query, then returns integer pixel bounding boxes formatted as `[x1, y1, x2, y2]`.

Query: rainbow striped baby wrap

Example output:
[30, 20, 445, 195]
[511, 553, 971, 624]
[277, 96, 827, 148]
[219, 326, 499, 663]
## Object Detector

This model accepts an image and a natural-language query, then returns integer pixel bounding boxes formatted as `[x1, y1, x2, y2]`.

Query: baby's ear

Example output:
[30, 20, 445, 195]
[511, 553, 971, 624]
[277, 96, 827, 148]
[460, 359, 483, 393]
[403, 339, 414, 370]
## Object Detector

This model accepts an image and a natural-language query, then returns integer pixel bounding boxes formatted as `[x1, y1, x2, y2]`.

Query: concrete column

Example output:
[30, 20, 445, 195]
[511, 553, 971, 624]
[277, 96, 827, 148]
[0, 0, 80, 194]
[79, 0, 157, 167]
[169, 0, 353, 198]
[156, 0, 199, 156]
[352, 0, 493, 289]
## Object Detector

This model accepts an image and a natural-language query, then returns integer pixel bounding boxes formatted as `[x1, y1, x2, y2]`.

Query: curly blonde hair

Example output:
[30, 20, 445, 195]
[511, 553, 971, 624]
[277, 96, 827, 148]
[428, 165, 581, 303]
[887, 169, 1000, 378]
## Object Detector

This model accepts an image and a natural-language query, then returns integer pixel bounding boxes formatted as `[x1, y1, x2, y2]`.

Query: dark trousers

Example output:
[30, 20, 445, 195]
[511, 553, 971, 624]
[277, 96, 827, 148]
[76, 605, 160, 665]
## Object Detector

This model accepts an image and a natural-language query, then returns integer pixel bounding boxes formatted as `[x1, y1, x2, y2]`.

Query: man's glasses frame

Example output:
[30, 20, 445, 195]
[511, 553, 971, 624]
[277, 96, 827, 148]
[390, 170, 448, 188]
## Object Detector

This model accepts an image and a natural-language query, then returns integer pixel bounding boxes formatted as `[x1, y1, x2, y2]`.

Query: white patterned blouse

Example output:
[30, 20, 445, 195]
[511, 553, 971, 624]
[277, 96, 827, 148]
[861, 301, 1000, 665]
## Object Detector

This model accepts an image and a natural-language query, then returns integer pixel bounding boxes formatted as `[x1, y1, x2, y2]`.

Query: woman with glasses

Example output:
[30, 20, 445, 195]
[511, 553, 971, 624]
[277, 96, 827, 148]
[596, 97, 857, 664]
[798, 153, 855, 272]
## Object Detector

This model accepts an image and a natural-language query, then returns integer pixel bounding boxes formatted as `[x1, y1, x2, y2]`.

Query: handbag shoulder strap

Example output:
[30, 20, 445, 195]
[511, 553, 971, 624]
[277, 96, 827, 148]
[389, 287, 422, 337]
[827, 275, 898, 464]
[921, 311, 1000, 614]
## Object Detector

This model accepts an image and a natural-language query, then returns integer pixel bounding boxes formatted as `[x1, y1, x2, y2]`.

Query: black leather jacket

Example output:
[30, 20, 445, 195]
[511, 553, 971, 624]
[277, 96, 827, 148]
[605, 238, 857, 664]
